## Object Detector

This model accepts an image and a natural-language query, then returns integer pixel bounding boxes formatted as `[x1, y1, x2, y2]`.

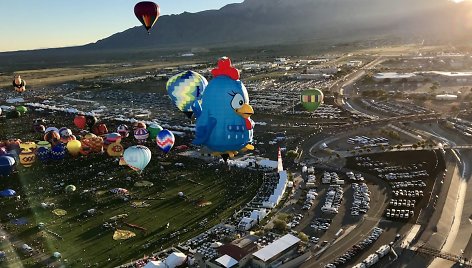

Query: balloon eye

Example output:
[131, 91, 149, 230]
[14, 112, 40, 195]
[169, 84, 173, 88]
[231, 94, 244, 110]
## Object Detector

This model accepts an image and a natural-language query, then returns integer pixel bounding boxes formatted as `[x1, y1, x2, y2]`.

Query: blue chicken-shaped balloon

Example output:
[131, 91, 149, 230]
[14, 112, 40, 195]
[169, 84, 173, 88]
[192, 57, 254, 156]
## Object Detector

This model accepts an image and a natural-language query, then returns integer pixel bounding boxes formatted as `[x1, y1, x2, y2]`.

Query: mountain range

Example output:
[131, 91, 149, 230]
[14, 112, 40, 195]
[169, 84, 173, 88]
[89, 0, 471, 50]
[1, 0, 472, 64]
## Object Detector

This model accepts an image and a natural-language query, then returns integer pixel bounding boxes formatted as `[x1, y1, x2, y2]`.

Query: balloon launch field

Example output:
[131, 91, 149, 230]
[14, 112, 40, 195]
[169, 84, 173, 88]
[0, 112, 263, 267]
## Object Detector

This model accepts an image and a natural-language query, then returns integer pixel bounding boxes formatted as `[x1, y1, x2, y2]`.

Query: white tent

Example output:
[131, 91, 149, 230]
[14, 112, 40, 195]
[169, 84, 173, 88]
[144, 261, 165, 268]
[166, 252, 187, 267]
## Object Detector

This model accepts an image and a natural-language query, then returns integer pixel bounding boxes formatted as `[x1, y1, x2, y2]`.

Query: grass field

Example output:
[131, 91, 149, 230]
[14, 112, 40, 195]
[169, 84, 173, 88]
[0, 112, 263, 267]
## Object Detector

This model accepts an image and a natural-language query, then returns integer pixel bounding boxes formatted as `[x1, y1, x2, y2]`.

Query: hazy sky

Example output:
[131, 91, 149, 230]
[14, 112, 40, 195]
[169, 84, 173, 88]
[0, 0, 243, 52]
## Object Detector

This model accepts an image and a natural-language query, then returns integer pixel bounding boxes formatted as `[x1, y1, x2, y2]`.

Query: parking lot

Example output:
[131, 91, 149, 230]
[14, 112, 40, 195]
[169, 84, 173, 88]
[346, 150, 444, 223]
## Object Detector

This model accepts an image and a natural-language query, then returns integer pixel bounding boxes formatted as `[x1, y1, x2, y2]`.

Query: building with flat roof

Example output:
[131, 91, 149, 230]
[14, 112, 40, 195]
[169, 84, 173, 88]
[206, 236, 259, 268]
[373, 72, 419, 82]
[252, 234, 301, 268]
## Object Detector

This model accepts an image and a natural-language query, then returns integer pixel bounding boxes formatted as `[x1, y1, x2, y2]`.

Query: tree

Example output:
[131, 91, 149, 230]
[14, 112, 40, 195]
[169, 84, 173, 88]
[396, 145, 402, 150]
[298, 232, 309, 242]
[273, 219, 287, 232]
[412, 144, 418, 149]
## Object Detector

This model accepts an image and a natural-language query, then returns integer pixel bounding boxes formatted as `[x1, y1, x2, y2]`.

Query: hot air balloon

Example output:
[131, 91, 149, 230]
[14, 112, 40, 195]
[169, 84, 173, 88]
[59, 127, 74, 143]
[12, 74, 26, 92]
[156, 129, 175, 153]
[45, 127, 59, 134]
[37, 141, 51, 150]
[192, 57, 254, 159]
[301, 89, 324, 112]
[44, 131, 60, 146]
[105, 133, 122, 143]
[107, 142, 124, 157]
[36, 141, 51, 162]
[34, 124, 45, 133]
[79, 139, 93, 156]
[134, 1, 160, 34]
[6, 139, 21, 153]
[65, 185, 76, 193]
[104, 133, 122, 150]
[92, 123, 108, 136]
[86, 116, 97, 130]
[19, 142, 37, 167]
[0, 156, 15, 177]
[50, 143, 66, 160]
[16, 106, 27, 115]
[74, 115, 87, 129]
[122, 145, 151, 172]
[66, 140, 81, 157]
[6, 110, 20, 119]
[167, 71, 207, 119]
[148, 123, 163, 140]
[134, 128, 149, 144]
[117, 124, 129, 138]
[89, 136, 104, 153]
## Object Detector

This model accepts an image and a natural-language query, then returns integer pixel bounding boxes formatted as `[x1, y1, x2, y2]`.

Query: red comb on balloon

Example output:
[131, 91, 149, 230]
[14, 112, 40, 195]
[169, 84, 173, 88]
[211, 57, 240, 80]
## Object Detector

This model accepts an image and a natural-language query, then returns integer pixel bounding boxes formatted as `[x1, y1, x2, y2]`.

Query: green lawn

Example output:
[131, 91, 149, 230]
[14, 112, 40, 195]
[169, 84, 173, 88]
[0, 112, 263, 267]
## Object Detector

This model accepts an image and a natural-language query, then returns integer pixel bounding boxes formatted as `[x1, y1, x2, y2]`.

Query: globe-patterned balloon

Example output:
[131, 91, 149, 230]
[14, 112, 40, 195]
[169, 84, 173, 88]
[156, 129, 175, 154]
[167, 71, 207, 118]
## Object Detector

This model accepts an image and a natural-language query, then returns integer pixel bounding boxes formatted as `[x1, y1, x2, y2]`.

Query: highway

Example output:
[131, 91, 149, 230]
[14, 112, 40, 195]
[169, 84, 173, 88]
[298, 55, 472, 267]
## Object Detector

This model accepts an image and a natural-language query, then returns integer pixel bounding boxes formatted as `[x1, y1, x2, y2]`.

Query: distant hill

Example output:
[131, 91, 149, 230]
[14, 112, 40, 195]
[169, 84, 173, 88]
[1, 0, 471, 68]
[89, 0, 469, 50]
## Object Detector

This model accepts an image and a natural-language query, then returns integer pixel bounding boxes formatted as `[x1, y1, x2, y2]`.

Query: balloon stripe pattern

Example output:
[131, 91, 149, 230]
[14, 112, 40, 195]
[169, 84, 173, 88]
[301, 88, 324, 112]
[167, 71, 207, 113]
[156, 130, 175, 154]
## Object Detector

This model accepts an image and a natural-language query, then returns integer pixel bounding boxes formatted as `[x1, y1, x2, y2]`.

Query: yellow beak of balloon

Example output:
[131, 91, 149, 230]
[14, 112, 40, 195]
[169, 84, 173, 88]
[236, 103, 254, 119]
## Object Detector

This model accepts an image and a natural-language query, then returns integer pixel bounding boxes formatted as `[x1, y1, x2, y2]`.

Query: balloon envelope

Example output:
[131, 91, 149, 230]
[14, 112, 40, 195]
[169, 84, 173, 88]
[16, 106, 27, 114]
[167, 71, 207, 117]
[66, 140, 81, 156]
[148, 123, 163, 139]
[36, 147, 51, 162]
[74, 115, 87, 129]
[156, 129, 175, 153]
[123, 145, 151, 172]
[134, 128, 149, 144]
[134, 1, 160, 33]
[0, 189, 16, 197]
[117, 124, 129, 138]
[65, 185, 76, 193]
[105, 133, 122, 143]
[50, 144, 66, 160]
[0, 156, 15, 177]
[301, 89, 324, 112]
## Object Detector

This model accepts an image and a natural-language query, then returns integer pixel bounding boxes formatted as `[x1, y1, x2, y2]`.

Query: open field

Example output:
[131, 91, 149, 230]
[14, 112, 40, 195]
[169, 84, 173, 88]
[0, 112, 263, 267]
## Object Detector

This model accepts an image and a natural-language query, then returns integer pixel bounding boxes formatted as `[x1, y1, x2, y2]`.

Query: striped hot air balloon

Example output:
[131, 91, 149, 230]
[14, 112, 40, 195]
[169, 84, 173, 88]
[134, 128, 149, 144]
[301, 89, 324, 112]
[156, 129, 175, 154]
[167, 71, 207, 119]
